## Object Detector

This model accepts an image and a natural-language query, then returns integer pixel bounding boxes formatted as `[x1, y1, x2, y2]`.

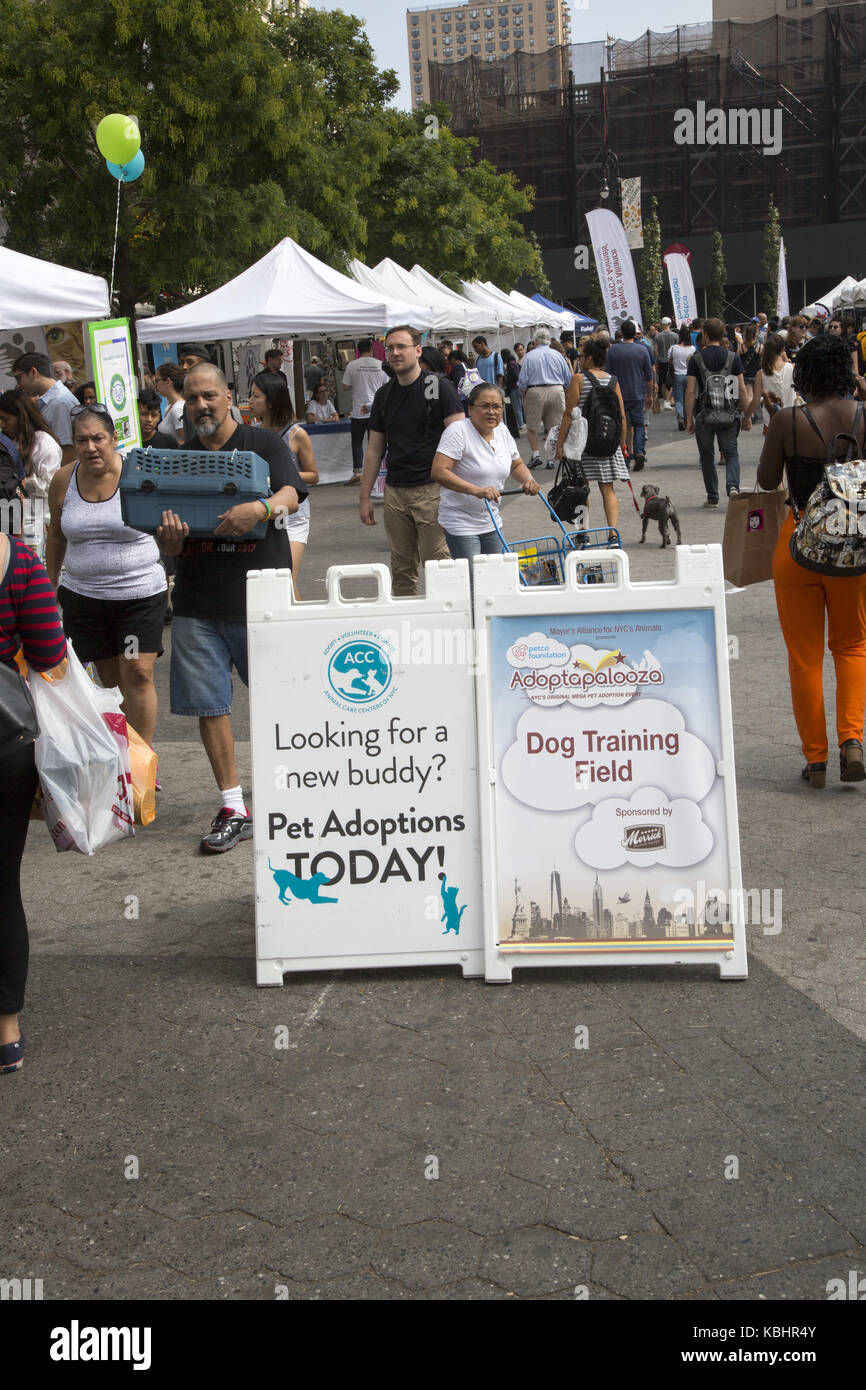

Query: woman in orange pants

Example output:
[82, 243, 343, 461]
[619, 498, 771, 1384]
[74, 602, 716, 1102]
[758, 335, 866, 787]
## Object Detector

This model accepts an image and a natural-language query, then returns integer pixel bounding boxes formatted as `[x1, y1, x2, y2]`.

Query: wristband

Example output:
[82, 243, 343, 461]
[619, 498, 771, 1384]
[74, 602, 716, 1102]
[258, 497, 272, 519]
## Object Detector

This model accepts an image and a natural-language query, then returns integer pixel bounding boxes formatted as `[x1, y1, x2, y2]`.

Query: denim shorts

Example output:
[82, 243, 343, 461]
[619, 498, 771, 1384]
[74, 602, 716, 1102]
[170, 615, 249, 717]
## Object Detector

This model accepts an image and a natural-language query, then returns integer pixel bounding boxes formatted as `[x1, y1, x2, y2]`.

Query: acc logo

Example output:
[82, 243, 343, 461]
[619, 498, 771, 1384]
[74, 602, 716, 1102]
[327, 637, 393, 708]
[109, 373, 126, 410]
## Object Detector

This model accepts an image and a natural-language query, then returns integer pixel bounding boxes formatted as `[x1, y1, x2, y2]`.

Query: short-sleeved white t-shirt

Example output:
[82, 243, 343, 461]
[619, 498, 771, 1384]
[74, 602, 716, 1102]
[342, 356, 390, 418]
[436, 418, 519, 536]
[162, 399, 184, 437]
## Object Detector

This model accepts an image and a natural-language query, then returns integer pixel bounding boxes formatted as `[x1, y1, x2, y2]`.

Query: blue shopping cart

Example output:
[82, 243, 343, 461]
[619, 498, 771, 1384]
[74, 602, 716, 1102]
[485, 488, 621, 587]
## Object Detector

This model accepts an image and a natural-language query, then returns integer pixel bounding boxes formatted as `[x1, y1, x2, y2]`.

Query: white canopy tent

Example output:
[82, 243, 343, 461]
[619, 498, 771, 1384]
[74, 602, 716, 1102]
[801, 276, 860, 319]
[460, 280, 525, 331]
[409, 264, 504, 335]
[137, 237, 433, 343]
[505, 288, 571, 335]
[351, 257, 489, 335]
[0, 246, 110, 331]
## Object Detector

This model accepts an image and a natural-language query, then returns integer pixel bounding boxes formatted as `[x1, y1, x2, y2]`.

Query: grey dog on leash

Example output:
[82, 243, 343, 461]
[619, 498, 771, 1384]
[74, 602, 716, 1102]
[640, 484, 682, 548]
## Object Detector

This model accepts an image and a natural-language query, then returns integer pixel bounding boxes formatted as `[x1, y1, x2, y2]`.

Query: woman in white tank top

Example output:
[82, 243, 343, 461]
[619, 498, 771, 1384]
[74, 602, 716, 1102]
[45, 404, 166, 749]
[249, 371, 318, 595]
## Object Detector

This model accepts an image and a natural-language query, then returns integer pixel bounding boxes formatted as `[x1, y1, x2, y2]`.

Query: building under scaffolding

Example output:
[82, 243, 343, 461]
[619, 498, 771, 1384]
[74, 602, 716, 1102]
[429, 7, 866, 312]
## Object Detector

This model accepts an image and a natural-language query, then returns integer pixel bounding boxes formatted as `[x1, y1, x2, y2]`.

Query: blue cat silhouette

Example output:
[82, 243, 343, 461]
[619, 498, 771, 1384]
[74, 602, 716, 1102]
[439, 873, 467, 935]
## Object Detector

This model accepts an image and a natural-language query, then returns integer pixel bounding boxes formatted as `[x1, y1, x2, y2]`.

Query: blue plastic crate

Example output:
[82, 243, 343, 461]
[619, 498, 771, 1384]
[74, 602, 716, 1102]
[119, 448, 271, 539]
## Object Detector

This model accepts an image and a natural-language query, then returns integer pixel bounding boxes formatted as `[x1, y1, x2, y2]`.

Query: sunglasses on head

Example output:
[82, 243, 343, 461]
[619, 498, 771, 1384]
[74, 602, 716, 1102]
[70, 401, 113, 420]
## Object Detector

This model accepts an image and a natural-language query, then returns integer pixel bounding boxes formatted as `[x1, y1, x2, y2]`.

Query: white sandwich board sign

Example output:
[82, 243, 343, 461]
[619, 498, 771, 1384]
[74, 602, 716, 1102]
[247, 563, 484, 984]
[473, 545, 748, 982]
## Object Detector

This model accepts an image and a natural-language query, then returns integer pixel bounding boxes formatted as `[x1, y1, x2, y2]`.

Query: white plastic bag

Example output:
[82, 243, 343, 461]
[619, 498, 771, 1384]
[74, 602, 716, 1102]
[545, 409, 587, 465]
[30, 646, 134, 854]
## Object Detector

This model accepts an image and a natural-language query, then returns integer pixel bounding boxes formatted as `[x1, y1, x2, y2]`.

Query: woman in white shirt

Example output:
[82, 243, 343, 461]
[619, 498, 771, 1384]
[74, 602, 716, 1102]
[249, 371, 318, 594]
[305, 383, 339, 423]
[0, 390, 62, 561]
[431, 383, 539, 581]
[752, 333, 797, 432]
[153, 361, 186, 442]
[670, 325, 696, 430]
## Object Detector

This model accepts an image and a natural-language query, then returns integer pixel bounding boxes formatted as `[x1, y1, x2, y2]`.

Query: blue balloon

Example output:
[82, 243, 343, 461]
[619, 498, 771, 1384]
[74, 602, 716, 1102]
[106, 150, 145, 183]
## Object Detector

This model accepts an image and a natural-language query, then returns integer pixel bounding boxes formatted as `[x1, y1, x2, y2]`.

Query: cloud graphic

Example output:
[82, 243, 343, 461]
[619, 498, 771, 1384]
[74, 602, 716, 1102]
[574, 788, 715, 869]
[506, 631, 570, 670]
[500, 699, 716, 811]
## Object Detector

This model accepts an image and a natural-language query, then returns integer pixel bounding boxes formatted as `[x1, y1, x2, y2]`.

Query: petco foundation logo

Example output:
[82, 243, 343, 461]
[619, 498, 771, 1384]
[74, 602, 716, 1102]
[622, 824, 666, 852]
[324, 630, 396, 713]
[673, 101, 782, 157]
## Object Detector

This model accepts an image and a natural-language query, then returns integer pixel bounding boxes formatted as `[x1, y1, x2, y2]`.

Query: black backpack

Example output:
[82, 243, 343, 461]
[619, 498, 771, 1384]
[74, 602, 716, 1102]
[582, 376, 622, 456]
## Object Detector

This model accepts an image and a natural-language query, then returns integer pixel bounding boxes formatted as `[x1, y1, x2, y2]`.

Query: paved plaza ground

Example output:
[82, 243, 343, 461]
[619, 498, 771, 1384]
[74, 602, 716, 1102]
[4, 406, 865, 1302]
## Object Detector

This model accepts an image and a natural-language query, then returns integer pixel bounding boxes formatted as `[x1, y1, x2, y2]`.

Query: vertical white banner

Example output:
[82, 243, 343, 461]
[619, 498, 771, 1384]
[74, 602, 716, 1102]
[777, 238, 789, 320]
[620, 176, 643, 249]
[663, 253, 698, 327]
[586, 209, 644, 335]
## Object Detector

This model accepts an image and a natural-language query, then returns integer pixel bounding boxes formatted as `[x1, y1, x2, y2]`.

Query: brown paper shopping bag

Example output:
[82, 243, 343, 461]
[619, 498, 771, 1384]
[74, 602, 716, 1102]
[722, 487, 788, 587]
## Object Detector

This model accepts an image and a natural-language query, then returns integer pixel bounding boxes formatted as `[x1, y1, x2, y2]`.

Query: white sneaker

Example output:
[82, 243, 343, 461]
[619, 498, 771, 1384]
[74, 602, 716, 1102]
[664, 401, 674, 410]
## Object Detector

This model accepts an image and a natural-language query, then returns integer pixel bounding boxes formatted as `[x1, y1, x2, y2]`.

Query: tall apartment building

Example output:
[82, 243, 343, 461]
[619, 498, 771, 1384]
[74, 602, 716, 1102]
[713, 0, 831, 18]
[407, 1, 572, 107]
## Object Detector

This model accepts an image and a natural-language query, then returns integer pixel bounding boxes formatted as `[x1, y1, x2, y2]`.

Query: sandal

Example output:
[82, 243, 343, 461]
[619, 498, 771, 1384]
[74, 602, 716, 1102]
[0, 1034, 24, 1073]
[840, 740, 865, 783]
[801, 762, 826, 789]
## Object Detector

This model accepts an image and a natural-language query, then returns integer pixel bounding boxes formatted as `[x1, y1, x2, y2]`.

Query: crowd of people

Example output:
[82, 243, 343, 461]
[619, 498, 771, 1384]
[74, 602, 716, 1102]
[2, 315, 865, 1073]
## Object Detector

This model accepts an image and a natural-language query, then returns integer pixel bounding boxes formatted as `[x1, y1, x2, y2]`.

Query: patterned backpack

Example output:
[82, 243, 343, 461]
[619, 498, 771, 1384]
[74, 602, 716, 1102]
[790, 403, 866, 576]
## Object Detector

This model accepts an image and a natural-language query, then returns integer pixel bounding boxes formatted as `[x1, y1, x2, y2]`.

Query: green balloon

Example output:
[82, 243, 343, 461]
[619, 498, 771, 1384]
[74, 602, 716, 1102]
[96, 113, 141, 165]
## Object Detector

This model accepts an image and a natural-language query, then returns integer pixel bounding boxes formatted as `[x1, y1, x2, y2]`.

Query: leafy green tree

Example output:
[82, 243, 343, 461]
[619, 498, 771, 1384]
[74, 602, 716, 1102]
[761, 196, 782, 317]
[0, 0, 397, 322]
[357, 107, 549, 292]
[638, 195, 663, 328]
[708, 230, 727, 319]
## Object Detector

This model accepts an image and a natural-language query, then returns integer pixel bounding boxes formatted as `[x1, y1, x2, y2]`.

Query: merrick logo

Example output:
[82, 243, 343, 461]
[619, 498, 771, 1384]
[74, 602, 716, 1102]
[673, 101, 782, 157]
[49, 1322, 152, 1371]
[621, 825, 666, 851]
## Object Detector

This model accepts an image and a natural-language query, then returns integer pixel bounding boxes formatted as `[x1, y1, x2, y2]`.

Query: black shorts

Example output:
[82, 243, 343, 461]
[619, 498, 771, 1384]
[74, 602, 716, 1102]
[57, 585, 167, 664]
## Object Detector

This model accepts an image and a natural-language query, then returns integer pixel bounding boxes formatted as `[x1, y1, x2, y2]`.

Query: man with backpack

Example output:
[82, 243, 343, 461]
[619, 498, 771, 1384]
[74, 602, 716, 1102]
[471, 337, 504, 388]
[360, 325, 464, 596]
[685, 316, 752, 506]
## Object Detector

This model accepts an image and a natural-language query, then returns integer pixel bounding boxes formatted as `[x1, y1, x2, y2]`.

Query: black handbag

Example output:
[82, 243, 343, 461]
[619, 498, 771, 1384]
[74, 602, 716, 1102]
[548, 457, 590, 523]
[0, 658, 39, 761]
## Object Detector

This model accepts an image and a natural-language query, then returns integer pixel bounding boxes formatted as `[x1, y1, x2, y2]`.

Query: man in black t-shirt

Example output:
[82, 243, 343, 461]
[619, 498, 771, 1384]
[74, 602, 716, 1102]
[156, 364, 306, 853]
[360, 325, 464, 596]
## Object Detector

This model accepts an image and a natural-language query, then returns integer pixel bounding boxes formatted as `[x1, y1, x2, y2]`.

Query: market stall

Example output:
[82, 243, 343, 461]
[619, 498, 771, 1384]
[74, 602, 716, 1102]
[137, 237, 433, 478]
[0, 246, 110, 389]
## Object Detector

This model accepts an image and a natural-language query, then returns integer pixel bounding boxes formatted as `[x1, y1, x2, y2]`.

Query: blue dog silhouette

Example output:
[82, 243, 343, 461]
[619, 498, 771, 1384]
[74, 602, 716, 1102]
[268, 860, 338, 905]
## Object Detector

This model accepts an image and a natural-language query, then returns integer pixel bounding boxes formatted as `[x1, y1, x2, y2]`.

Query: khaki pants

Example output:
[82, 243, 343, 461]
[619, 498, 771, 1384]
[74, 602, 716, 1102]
[383, 482, 449, 596]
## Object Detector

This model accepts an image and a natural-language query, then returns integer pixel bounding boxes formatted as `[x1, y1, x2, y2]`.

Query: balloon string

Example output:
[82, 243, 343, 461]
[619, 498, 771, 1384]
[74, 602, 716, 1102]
[109, 176, 122, 308]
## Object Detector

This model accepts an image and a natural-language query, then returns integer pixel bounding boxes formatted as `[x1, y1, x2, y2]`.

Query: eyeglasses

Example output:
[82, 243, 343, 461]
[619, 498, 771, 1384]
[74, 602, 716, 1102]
[70, 401, 113, 419]
[471, 402, 503, 411]
[385, 343, 415, 354]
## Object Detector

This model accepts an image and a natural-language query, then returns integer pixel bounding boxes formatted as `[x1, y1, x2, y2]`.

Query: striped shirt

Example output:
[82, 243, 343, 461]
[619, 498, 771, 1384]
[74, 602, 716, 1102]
[0, 537, 67, 671]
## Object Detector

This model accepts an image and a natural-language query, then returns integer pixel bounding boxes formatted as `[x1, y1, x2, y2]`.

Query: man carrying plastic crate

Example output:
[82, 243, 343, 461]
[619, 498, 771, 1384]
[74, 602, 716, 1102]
[155, 365, 307, 854]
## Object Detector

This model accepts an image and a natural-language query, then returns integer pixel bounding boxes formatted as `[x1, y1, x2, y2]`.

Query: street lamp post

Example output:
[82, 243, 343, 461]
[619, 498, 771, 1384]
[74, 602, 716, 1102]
[599, 149, 620, 209]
